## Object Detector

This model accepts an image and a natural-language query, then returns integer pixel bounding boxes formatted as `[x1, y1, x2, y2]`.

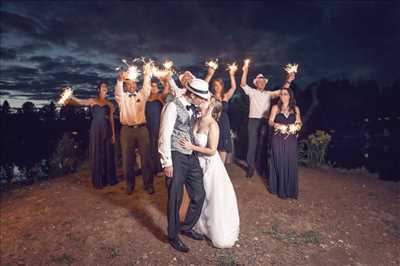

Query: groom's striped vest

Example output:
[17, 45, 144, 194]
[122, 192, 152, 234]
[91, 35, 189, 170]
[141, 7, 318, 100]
[171, 98, 195, 155]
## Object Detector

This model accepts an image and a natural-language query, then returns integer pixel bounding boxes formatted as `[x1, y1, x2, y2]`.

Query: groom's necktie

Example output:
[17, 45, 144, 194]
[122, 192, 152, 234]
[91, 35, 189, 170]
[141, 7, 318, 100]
[186, 104, 197, 113]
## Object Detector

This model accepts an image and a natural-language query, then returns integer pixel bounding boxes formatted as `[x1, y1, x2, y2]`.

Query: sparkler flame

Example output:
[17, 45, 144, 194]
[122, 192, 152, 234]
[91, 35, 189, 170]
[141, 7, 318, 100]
[163, 59, 174, 70]
[206, 59, 219, 70]
[244, 58, 251, 68]
[151, 59, 174, 78]
[127, 65, 141, 81]
[284, 63, 299, 74]
[227, 62, 238, 72]
[152, 66, 169, 78]
[57, 87, 73, 106]
[121, 58, 130, 66]
[275, 123, 302, 138]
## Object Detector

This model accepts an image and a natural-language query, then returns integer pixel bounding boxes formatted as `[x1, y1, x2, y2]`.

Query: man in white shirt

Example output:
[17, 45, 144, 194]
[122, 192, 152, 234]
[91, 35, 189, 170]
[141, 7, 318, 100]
[114, 64, 155, 194]
[240, 64, 294, 178]
[158, 78, 210, 252]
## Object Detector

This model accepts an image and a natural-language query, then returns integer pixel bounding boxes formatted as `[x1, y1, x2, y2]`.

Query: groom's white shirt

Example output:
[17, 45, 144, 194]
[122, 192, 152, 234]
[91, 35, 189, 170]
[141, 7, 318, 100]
[158, 96, 194, 168]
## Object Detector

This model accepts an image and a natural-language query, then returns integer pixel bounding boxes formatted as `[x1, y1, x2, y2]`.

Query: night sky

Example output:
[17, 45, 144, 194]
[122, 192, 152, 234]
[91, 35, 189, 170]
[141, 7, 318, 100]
[0, 1, 399, 107]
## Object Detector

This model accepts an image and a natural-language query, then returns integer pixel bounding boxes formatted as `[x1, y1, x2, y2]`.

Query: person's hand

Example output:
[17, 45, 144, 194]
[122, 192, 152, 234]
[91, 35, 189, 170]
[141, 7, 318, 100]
[164, 166, 173, 177]
[159, 70, 172, 81]
[287, 72, 295, 83]
[143, 63, 153, 76]
[111, 135, 116, 144]
[229, 67, 238, 76]
[179, 138, 193, 150]
[117, 71, 124, 81]
[118, 71, 129, 81]
[208, 67, 216, 75]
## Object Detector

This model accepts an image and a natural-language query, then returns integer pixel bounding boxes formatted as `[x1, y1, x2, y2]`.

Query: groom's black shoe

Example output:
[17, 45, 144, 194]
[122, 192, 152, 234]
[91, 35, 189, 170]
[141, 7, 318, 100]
[169, 237, 189, 253]
[181, 229, 205, 240]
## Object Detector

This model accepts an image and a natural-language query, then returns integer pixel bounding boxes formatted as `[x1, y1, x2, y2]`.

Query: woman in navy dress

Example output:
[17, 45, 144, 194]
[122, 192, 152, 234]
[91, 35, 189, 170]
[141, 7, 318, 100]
[69, 81, 117, 189]
[145, 80, 170, 175]
[210, 67, 238, 164]
[268, 87, 302, 199]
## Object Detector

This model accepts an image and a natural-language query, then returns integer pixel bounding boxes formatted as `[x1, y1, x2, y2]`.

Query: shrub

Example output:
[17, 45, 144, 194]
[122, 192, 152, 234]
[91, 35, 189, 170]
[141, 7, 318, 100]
[298, 130, 332, 167]
[48, 133, 84, 176]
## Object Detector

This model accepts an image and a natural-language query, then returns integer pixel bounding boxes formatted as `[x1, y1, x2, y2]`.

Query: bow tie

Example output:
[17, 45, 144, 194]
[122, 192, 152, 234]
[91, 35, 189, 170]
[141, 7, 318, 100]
[186, 104, 197, 112]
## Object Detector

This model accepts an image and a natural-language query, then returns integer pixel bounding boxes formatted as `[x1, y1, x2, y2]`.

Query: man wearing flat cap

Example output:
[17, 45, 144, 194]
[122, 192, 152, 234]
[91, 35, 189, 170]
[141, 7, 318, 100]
[240, 64, 295, 178]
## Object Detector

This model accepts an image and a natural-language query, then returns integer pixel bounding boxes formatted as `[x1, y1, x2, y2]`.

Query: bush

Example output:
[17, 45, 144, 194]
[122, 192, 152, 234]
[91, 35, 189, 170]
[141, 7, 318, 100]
[298, 130, 332, 167]
[49, 133, 84, 176]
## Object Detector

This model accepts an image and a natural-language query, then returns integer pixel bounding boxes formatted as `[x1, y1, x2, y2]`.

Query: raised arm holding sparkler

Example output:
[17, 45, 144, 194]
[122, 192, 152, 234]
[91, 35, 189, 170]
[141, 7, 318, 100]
[204, 59, 218, 83]
[240, 58, 282, 178]
[68, 82, 116, 144]
[114, 59, 156, 195]
[220, 63, 238, 102]
[209, 63, 238, 164]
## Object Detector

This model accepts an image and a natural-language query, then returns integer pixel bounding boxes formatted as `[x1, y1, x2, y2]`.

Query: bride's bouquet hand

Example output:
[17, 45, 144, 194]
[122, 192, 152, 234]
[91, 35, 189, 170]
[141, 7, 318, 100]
[179, 138, 193, 150]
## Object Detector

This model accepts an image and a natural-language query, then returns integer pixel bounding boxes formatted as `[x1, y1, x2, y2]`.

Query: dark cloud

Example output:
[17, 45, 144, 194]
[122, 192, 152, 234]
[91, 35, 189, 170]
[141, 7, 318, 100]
[0, 1, 399, 107]
[0, 10, 44, 36]
[0, 65, 39, 78]
[0, 47, 17, 60]
[18, 43, 52, 54]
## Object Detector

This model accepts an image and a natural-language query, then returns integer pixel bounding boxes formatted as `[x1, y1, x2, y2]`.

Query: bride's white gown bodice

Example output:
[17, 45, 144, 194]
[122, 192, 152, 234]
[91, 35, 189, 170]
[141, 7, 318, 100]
[193, 132, 240, 248]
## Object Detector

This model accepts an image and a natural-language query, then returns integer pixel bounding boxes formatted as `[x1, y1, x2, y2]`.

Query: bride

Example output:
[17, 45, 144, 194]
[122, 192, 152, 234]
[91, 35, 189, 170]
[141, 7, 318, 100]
[179, 97, 240, 248]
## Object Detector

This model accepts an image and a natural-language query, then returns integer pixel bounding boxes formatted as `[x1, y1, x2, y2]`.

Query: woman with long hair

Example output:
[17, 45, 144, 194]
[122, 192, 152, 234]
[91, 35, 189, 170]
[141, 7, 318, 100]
[268, 87, 302, 199]
[210, 67, 237, 163]
[68, 81, 117, 189]
[180, 97, 240, 248]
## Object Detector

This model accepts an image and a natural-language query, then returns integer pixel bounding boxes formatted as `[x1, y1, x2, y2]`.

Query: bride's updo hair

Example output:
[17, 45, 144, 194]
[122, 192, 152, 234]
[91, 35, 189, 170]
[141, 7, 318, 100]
[208, 96, 223, 122]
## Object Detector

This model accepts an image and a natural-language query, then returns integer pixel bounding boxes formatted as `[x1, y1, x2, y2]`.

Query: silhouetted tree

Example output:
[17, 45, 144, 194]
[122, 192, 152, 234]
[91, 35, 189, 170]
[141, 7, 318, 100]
[22, 101, 36, 114]
[40, 101, 57, 120]
[2, 100, 10, 114]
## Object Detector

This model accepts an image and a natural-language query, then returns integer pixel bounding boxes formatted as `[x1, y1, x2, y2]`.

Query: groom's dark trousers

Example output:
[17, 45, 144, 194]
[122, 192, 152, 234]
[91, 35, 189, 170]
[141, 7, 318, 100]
[167, 151, 205, 240]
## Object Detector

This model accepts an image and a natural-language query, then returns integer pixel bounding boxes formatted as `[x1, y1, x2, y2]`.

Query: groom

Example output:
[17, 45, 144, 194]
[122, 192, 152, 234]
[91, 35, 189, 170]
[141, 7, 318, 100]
[159, 78, 210, 252]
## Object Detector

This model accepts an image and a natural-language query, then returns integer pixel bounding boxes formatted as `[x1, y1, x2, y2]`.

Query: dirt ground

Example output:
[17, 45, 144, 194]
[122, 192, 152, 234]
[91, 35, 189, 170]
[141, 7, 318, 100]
[1, 163, 399, 266]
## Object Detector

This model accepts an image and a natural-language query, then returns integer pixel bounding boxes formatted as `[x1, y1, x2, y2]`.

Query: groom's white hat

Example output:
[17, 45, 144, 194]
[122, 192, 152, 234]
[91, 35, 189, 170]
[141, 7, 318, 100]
[187, 78, 211, 100]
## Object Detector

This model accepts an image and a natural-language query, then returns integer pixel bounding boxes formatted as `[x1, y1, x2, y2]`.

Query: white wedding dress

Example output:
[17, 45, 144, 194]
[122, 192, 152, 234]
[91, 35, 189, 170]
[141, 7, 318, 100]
[193, 132, 240, 248]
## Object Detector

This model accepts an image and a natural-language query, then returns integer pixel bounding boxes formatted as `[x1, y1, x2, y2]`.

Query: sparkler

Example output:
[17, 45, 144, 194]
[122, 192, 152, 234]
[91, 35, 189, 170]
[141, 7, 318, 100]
[274, 122, 302, 139]
[284, 63, 299, 74]
[57, 87, 73, 106]
[126, 65, 141, 81]
[244, 58, 251, 68]
[227, 62, 238, 72]
[206, 59, 219, 70]
[115, 58, 142, 81]
[151, 59, 174, 78]
[163, 59, 174, 70]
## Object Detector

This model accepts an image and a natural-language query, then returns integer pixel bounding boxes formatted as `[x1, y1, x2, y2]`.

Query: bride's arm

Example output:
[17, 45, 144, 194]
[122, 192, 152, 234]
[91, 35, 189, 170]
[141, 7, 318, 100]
[179, 122, 219, 156]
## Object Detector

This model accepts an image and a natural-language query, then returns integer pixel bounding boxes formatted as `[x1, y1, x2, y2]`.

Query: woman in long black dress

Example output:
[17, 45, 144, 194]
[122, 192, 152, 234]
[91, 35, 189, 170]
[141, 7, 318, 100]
[145, 80, 170, 175]
[268, 87, 302, 199]
[69, 81, 117, 189]
[211, 67, 238, 164]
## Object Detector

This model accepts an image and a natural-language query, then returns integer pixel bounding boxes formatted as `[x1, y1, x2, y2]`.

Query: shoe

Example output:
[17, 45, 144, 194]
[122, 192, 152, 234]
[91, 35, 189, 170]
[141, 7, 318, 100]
[145, 186, 155, 195]
[169, 237, 189, 253]
[246, 167, 254, 178]
[181, 229, 205, 240]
